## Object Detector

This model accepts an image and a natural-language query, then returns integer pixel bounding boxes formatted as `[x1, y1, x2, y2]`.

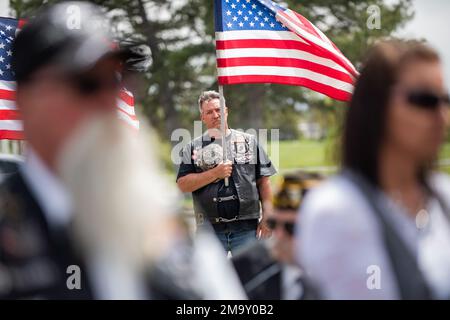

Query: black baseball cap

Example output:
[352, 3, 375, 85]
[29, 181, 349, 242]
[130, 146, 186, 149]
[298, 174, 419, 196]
[12, 1, 136, 83]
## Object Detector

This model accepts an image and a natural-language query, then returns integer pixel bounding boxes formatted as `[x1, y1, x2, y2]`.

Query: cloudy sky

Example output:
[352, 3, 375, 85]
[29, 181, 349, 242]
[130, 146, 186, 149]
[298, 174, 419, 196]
[0, 0, 449, 86]
[396, 0, 450, 87]
[0, 1, 8, 16]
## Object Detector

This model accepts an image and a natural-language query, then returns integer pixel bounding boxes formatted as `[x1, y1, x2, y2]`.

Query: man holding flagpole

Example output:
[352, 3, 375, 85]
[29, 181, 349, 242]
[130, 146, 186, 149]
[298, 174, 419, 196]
[182, 0, 358, 255]
[177, 90, 277, 254]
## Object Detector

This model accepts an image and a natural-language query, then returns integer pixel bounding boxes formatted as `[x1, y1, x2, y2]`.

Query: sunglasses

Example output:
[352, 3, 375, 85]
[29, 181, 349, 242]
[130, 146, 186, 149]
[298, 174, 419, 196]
[404, 89, 450, 110]
[70, 72, 121, 96]
[24, 71, 122, 96]
[266, 218, 296, 236]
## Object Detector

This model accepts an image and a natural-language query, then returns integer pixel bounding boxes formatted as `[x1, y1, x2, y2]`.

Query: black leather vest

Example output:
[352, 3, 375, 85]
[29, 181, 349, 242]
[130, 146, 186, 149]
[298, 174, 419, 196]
[190, 130, 261, 221]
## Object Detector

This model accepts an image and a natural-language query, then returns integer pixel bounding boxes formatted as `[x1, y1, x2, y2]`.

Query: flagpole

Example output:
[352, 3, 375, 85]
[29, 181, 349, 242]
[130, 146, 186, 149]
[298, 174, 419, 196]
[218, 85, 229, 187]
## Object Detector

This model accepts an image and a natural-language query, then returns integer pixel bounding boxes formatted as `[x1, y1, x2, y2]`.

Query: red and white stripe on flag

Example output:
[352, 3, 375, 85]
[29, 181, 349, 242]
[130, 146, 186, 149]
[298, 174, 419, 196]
[117, 88, 140, 130]
[0, 87, 139, 140]
[0, 81, 23, 140]
[0, 16, 139, 140]
[215, 0, 358, 101]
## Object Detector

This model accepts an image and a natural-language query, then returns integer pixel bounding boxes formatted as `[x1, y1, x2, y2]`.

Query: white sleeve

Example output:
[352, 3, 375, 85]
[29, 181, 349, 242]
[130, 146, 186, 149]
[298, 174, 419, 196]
[295, 178, 400, 299]
[192, 230, 248, 300]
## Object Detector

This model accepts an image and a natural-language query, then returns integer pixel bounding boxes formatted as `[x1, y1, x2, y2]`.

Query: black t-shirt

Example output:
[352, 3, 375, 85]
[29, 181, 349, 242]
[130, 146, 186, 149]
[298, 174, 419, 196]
[177, 131, 276, 220]
[177, 137, 239, 218]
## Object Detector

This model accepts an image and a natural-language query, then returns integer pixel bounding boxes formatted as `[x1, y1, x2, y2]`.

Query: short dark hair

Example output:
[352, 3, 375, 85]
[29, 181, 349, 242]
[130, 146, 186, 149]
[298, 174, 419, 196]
[198, 90, 223, 112]
[342, 40, 440, 186]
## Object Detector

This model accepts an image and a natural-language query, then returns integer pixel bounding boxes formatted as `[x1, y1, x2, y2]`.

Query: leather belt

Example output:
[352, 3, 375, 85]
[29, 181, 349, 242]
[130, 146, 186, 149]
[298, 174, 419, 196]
[195, 213, 258, 225]
[212, 195, 238, 203]
[210, 216, 240, 223]
[206, 214, 258, 225]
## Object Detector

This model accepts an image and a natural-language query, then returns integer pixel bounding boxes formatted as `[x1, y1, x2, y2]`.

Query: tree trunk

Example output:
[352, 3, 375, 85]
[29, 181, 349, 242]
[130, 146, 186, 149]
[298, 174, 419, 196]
[137, 0, 181, 138]
[245, 85, 265, 130]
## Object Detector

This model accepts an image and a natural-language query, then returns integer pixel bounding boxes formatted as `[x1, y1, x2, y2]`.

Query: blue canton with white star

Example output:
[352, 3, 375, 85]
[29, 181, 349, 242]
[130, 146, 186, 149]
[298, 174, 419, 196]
[215, 0, 287, 32]
[0, 17, 19, 81]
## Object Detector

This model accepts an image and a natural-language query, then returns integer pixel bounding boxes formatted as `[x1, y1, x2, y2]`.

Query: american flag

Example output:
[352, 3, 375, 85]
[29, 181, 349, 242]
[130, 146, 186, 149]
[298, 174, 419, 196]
[0, 17, 139, 141]
[215, 0, 358, 101]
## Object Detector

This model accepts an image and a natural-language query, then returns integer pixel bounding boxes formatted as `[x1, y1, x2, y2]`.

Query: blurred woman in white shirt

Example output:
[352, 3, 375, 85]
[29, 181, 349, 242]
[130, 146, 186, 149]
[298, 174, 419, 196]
[295, 40, 450, 300]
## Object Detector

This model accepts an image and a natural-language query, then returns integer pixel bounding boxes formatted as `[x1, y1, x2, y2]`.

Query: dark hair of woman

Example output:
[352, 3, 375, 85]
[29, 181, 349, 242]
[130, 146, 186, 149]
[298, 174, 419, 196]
[342, 40, 440, 189]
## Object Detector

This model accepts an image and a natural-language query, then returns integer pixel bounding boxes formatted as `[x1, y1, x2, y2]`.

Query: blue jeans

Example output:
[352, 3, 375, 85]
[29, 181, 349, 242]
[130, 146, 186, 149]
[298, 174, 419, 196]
[210, 219, 258, 255]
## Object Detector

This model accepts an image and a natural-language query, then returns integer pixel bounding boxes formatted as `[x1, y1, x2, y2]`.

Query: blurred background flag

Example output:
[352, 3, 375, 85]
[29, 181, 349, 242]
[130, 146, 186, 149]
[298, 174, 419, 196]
[214, 0, 358, 101]
[0, 17, 24, 140]
[117, 88, 140, 130]
[0, 17, 139, 141]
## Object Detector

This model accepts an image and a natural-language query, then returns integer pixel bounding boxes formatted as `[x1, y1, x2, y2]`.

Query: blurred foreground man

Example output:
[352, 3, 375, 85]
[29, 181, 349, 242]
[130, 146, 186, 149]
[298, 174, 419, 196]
[0, 2, 245, 299]
[177, 91, 277, 254]
[232, 172, 322, 300]
[0, 1, 151, 299]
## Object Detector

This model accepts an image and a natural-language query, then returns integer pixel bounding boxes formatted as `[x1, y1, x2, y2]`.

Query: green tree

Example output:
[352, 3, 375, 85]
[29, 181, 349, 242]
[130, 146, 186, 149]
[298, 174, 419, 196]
[9, 0, 414, 140]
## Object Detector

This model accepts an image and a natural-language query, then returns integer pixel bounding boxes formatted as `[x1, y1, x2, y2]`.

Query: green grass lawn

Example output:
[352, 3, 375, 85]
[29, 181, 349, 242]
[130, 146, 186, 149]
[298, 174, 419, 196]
[175, 139, 450, 208]
[268, 139, 335, 171]
[270, 139, 450, 174]
[440, 143, 450, 174]
[168, 139, 450, 176]
[441, 143, 450, 159]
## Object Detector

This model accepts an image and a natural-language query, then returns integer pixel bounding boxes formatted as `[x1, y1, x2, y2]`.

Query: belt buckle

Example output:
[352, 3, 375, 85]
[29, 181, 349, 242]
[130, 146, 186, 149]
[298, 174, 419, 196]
[216, 216, 238, 223]
[213, 195, 238, 203]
